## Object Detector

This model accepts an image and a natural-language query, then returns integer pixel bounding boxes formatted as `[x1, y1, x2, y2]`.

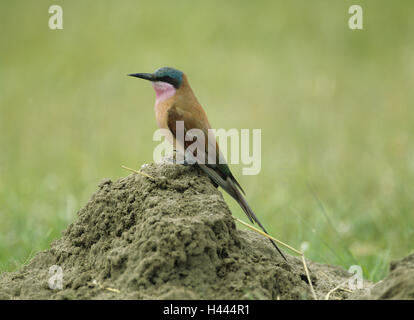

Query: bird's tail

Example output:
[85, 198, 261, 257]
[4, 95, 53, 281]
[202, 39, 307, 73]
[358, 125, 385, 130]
[198, 164, 288, 262]
[227, 178, 288, 262]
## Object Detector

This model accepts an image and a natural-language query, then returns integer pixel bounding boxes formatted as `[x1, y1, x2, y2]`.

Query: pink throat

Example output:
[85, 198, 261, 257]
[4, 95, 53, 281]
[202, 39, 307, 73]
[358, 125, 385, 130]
[152, 81, 176, 105]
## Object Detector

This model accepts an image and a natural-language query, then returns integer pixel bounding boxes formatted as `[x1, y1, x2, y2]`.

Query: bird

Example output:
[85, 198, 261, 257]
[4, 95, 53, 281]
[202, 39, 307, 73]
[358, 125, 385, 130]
[129, 67, 287, 262]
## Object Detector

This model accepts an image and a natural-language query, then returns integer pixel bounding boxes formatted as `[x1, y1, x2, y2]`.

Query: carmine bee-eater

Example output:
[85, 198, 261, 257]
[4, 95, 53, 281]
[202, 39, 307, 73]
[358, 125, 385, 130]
[129, 67, 287, 262]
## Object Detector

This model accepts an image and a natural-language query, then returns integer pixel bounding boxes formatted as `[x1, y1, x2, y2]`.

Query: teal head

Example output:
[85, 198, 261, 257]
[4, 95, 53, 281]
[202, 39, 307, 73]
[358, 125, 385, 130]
[129, 67, 184, 89]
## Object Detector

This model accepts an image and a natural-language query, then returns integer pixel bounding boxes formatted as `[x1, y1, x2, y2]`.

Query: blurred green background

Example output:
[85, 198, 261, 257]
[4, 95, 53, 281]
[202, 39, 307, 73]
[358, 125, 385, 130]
[1, 0, 413, 282]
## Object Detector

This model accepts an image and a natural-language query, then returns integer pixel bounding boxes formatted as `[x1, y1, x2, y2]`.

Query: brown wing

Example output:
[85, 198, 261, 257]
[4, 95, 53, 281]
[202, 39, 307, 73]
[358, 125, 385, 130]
[166, 104, 245, 194]
[167, 104, 216, 163]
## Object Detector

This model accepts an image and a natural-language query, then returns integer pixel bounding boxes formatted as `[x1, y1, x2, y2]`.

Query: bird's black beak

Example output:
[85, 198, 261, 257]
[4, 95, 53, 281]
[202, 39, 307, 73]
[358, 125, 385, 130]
[128, 73, 155, 81]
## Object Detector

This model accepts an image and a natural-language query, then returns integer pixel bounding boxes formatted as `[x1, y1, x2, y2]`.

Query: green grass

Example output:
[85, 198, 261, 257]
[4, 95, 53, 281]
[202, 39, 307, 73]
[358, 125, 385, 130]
[1, 0, 413, 282]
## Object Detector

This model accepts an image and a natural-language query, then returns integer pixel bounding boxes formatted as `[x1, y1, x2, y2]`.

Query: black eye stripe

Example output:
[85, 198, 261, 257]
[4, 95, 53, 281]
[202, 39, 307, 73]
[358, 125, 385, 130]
[157, 76, 180, 88]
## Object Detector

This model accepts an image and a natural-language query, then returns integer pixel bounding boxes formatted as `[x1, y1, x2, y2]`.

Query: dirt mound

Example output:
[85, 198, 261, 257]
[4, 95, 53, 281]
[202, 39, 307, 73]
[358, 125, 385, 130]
[2, 162, 405, 300]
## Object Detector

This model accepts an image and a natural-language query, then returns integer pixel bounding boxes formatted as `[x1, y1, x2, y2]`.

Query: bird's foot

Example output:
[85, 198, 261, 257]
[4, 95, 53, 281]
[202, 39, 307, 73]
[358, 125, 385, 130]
[163, 151, 194, 166]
